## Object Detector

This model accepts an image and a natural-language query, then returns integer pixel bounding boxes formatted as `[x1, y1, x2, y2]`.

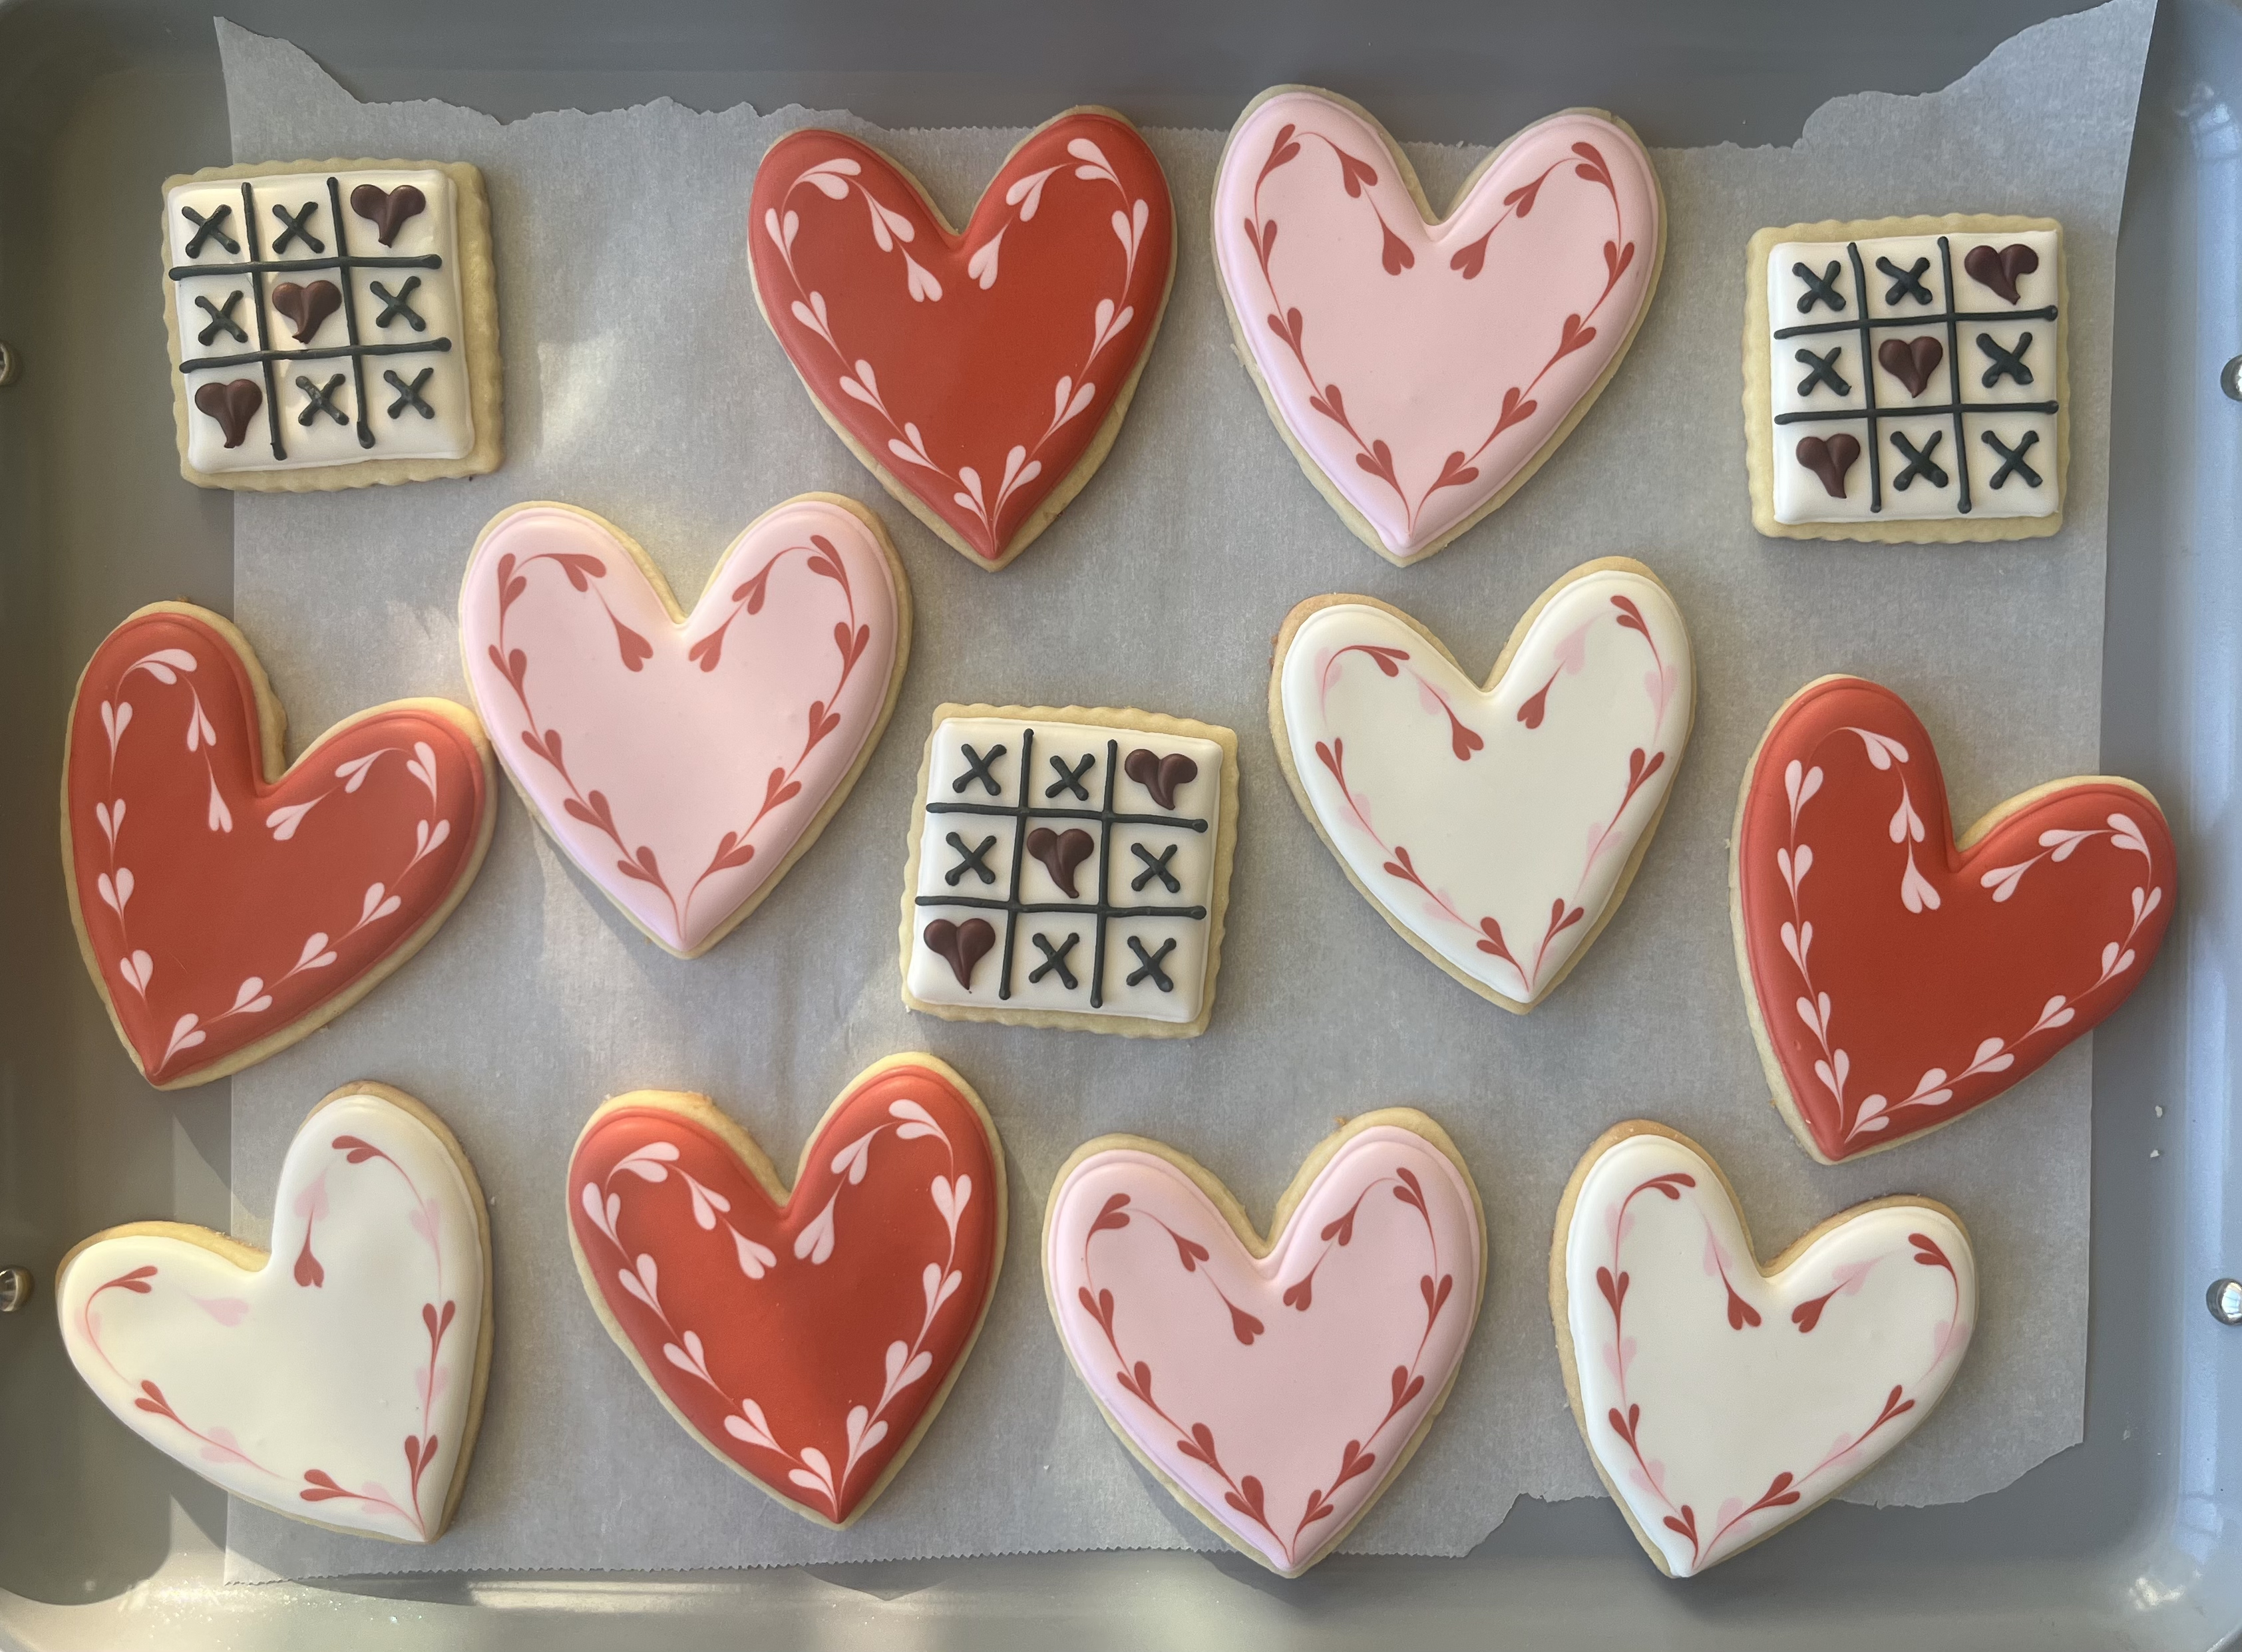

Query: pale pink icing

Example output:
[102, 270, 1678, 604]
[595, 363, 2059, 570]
[459, 498, 903, 955]
[1045, 1126, 1482, 1575]
[1213, 92, 1662, 559]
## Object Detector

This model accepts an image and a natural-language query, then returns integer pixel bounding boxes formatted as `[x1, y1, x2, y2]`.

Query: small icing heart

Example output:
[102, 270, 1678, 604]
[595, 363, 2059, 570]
[192, 379, 263, 448]
[1876, 335, 1943, 397]
[1123, 748, 1197, 810]
[349, 182, 427, 248]
[270, 279, 341, 344]
[1962, 242, 2040, 304]
[1794, 433, 1861, 499]
[1025, 825, 1095, 896]
[922, 917, 995, 989]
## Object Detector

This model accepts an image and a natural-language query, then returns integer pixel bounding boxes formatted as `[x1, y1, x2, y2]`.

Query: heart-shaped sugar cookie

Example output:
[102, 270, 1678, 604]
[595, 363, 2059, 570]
[750, 109, 1176, 570]
[1044, 1112, 1484, 1576]
[1272, 558, 1694, 1010]
[459, 496, 910, 957]
[65, 603, 495, 1088]
[57, 1084, 492, 1542]
[1734, 675, 2175, 1162]
[1554, 1122, 1975, 1576]
[1213, 88, 1665, 565]
[568, 1057, 1005, 1526]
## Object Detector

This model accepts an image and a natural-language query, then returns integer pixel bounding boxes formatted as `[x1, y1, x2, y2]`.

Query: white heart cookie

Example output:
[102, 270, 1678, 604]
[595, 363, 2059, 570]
[56, 1084, 491, 1543]
[1553, 1123, 1976, 1577]
[1270, 558, 1693, 1010]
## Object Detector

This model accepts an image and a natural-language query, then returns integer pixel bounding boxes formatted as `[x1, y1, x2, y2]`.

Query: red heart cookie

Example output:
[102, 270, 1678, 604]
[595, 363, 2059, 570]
[567, 1057, 1006, 1526]
[1734, 676, 2175, 1162]
[64, 604, 496, 1088]
[749, 109, 1176, 570]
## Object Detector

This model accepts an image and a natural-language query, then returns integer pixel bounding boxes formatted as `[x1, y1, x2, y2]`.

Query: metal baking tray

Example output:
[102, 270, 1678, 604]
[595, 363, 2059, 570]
[0, 1, 2235, 1646]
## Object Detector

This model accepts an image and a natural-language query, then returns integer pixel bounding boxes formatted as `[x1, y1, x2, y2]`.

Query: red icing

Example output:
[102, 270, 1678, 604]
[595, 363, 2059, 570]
[568, 1063, 1003, 1524]
[1736, 677, 2175, 1161]
[65, 608, 492, 1086]
[749, 112, 1174, 565]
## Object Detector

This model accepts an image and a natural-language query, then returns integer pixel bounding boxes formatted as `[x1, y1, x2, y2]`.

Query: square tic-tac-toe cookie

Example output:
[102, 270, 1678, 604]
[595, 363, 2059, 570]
[1743, 215, 2065, 542]
[161, 160, 502, 490]
[900, 705, 1238, 1037]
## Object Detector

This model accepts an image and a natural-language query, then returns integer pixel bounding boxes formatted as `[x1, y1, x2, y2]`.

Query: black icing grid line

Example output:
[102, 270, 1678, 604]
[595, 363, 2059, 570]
[918, 729, 1209, 1011]
[1772, 237, 2058, 514]
[169, 176, 452, 460]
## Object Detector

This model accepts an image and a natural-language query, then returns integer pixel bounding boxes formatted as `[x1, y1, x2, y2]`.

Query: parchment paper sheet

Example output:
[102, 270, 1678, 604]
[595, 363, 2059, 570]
[214, 0, 2152, 1579]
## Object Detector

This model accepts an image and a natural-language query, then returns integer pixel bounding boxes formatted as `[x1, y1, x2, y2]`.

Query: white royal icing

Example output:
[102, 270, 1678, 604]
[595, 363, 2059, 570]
[1277, 566, 1692, 1007]
[166, 167, 474, 474]
[1563, 1131, 1976, 1576]
[1766, 227, 2061, 525]
[904, 715, 1226, 1026]
[57, 1089, 486, 1542]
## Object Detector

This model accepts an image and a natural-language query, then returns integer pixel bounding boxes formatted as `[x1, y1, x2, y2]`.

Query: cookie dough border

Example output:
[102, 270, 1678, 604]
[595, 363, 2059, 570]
[1043, 1107, 1487, 1578]
[1268, 556, 1694, 1014]
[1742, 212, 2068, 544]
[747, 107, 1179, 573]
[1213, 86, 1669, 569]
[56, 1081, 496, 1544]
[162, 158, 504, 492]
[1549, 1118, 1970, 1576]
[564, 1053, 1008, 1531]
[897, 701, 1240, 1037]
[60, 600, 499, 1090]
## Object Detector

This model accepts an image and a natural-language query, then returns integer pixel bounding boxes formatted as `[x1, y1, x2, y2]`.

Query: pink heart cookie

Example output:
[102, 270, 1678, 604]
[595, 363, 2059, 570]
[1213, 88, 1665, 565]
[1043, 1112, 1485, 1576]
[460, 496, 910, 957]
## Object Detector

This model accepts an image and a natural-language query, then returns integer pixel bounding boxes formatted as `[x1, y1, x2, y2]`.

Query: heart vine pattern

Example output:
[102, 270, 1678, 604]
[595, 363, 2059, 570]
[750, 111, 1175, 568]
[460, 499, 905, 958]
[1559, 1128, 1976, 1577]
[1736, 677, 2175, 1162]
[1044, 1120, 1483, 1576]
[1213, 90, 1662, 562]
[65, 606, 492, 1086]
[1274, 564, 1692, 1010]
[56, 1087, 489, 1542]
[567, 1061, 1003, 1526]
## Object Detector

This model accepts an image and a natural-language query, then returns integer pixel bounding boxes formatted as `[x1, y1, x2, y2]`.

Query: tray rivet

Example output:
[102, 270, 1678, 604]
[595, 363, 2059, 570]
[0, 341, 19, 388]
[2211, 1278, 2242, 1325]
[2223, 356, 2242, 402]
[0, 1267, 31, 1313]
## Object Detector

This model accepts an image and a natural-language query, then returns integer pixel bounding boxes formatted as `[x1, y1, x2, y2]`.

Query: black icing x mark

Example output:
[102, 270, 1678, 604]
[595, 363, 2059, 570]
[1982, 428, 2042, 489]
[182, 203, 238, 257]
[1045, 752, 1095, 801]
[371, 277, 425, 332]
[1876, 254, 1933, 305]
[1793, 259, 1845, 313]
[269, 200, 323, 255]
[194, 291, 247, 346]
[1890, 429, 1949, 491]
[1793, 346, 1849, 398]
[383, 367, 435, 419]
[944, 831, 998, 887]
[1029, 931, 1080, 989]
[295, 373, 348, 426]
[954, 743, 1006, 796]
[1126, 935, 1177, 992]
[1976, 331, 2034, 388]
[1130, 842, 1181, 894]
